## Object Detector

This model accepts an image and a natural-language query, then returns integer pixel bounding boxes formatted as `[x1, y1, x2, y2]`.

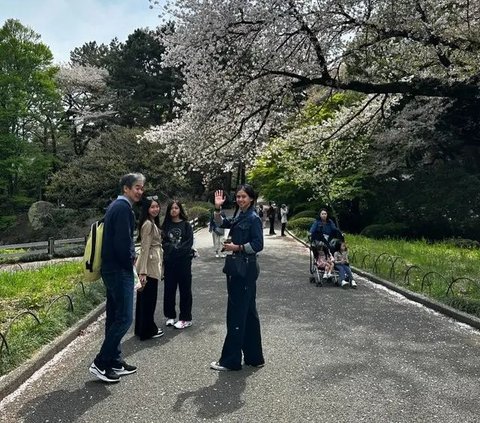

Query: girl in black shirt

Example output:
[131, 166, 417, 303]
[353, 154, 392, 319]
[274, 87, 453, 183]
[161, 200, 194, 329]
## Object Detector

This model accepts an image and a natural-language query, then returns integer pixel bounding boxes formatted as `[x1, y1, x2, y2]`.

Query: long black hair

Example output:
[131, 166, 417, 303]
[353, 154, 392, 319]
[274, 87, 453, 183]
[233, 184, 257, 217]
[161, 199, 189, 229]
[137, 196, 160, 242]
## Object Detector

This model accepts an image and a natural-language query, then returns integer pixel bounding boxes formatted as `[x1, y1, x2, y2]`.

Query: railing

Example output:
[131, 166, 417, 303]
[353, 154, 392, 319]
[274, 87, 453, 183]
[0, 218, 202, 263]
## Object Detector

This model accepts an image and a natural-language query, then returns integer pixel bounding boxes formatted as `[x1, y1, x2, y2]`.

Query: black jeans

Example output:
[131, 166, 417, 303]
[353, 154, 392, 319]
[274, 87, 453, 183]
[135, 276, 159, 340]
[219, 260, 264, 370]
[281, 223, 286, 236]
[269, 217, 276, 235]
[163, 259, 193, 321]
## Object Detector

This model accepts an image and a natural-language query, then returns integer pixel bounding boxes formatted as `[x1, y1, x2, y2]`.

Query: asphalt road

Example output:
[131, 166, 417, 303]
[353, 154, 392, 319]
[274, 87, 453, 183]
[1, 227, 479, 423]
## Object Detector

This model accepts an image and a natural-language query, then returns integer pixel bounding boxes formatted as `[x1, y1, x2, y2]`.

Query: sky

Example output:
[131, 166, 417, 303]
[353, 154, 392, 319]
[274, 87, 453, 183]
[0, 0, 167, 64]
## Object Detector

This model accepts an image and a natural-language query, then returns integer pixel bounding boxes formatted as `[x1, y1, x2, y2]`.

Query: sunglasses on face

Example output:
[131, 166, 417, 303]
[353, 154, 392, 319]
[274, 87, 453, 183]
[146, 195, 158, 201]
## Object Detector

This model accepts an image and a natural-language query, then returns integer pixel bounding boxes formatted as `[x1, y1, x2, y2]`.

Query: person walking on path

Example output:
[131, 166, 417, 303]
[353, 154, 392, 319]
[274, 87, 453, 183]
[280, 204, 288, 236]
[89, 172, 145, 383]
[210, 185, 265, 371]
[267, 201, 276, 235]
[161, 200, 194, 330]
[209, 210, 226, 258]
[134, 195, 165, 340]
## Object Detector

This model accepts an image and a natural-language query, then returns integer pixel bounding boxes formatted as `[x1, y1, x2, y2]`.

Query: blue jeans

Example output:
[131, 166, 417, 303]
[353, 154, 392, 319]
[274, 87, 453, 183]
[336, 264, 353, 282]
[95, 268, 134, 368]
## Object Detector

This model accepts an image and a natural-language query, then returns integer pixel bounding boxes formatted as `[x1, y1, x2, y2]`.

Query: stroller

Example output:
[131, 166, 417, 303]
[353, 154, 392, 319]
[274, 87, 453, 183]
[308, 235, 343, 287]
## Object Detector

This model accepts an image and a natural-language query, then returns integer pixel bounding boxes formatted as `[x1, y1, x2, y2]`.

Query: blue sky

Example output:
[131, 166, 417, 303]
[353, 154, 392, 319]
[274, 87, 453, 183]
[0, 0, 167, 63]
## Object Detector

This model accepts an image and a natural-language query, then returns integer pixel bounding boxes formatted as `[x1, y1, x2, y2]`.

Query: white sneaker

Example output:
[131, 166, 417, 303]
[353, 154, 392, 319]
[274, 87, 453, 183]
[350, 279, 357, 289]
[210, 361, 231, 371]
[174, 320, 192, 329]
[322, 272, 328, 279]
[340, 280, 349, 288]
[326, 272, 332, 278]
[215, 253, 219, 258]
[166, 318, 175, 327]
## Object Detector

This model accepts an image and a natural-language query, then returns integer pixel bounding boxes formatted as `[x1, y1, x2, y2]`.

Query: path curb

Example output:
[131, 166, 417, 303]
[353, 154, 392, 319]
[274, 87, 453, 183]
[0, 301, 106, 401]
[287, 229, 480, 331]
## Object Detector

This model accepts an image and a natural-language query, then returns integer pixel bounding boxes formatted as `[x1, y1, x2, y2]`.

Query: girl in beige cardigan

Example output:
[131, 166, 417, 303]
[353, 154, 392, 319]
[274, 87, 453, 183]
[135, 196, 164, 340]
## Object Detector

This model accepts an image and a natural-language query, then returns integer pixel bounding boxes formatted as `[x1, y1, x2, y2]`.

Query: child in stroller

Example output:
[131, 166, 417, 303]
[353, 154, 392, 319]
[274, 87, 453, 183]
[309, 240, 337, 286]
[334, 241, 357, 289]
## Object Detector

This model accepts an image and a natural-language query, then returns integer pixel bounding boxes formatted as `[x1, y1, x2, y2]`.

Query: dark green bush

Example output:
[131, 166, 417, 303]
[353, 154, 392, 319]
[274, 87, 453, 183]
[187, 206, 210, 226]
[290, 210, 318, 220]
[288, 217, 316, 232]
[0, 215, 16, 231]
[360, 223, 410, 239]
[292, 200, 324, 215]
[444, 238, 480, 249]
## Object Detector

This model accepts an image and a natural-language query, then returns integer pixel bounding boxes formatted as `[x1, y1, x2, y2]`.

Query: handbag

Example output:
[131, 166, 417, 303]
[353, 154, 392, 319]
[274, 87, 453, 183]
[222, 254, 247, 278]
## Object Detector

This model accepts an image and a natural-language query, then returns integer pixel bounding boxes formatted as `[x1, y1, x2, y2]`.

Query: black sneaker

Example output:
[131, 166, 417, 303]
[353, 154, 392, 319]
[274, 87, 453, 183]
[89, 362, 120, 383]
[111, 360, 137, 376]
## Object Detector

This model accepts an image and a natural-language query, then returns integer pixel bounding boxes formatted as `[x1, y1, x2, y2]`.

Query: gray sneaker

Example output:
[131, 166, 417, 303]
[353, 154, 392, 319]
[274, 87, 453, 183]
[340, 280, 349, 288]
[350, 279, 357, 289]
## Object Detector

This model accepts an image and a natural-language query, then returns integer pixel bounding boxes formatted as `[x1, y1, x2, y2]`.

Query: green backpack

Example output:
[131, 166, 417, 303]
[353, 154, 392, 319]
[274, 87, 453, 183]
[83, 219, 104, 282]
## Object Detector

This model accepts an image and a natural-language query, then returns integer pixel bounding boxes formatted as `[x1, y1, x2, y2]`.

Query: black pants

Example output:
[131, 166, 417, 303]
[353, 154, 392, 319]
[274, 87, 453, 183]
[219, 261, 264, 370]
[135, 276, 159, 340]
[281, 222, 286, 236]
[269, 217, 276, 235]
[163, 259, 193, 321]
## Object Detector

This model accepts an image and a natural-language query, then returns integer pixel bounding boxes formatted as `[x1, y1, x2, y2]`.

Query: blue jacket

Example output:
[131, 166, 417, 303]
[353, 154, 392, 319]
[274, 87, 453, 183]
[101, 197, 135, 272]
[218, 207, 263, 254]
[309, 218, 338, 241]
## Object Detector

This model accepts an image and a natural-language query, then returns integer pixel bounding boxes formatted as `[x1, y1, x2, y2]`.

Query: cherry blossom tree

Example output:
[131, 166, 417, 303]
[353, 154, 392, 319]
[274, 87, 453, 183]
[144, 0, 480, 174]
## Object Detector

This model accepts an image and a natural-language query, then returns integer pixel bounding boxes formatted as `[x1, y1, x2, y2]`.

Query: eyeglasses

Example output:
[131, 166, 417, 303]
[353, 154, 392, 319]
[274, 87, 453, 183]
[146, 195, 158, 201]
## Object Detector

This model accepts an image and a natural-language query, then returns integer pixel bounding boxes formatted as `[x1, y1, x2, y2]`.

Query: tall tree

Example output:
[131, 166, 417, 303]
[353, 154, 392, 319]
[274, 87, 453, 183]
[0, 19, 60, 204]
[144, 0, 480, 173]
[108, 26, 184, 127]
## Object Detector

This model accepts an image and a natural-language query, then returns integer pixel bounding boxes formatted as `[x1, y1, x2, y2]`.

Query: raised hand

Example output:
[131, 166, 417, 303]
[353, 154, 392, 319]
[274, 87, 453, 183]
[214, 190, 226, 208]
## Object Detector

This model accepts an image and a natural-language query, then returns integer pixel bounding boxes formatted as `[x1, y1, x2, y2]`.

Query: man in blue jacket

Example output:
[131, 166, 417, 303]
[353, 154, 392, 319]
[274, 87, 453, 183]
[89, 173, 145, 383]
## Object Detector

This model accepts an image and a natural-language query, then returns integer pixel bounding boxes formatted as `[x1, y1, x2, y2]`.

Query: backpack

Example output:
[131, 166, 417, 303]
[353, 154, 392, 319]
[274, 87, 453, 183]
[83, 219, 104, 282]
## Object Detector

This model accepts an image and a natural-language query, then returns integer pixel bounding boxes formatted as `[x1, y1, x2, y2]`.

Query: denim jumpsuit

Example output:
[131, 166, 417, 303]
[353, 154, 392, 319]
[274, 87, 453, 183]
[216, 206, 264, 369]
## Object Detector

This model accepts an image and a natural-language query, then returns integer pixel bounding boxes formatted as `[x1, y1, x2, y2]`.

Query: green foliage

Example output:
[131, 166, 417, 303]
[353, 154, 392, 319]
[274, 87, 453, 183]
[290, 210, 318, 220]
[0, 262, 105, 376]
[187, 206, 210, 226]
[360, 223, 410, 239]
[46, 127, 193, 210]
[0, 215, 16, 231]
[288, 217, 315, 232]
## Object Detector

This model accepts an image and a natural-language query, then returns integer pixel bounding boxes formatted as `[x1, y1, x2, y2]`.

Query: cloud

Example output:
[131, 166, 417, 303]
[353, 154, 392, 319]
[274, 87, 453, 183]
[0, 0, 166, 63]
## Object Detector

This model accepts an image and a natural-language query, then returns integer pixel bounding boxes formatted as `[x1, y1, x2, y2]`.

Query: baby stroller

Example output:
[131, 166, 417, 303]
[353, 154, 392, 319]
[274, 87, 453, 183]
[309, 238, 341, 287]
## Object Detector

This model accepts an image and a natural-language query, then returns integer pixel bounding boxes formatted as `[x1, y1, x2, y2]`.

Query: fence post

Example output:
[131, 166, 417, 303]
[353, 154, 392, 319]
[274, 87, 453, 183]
[48, 237, 54, 258]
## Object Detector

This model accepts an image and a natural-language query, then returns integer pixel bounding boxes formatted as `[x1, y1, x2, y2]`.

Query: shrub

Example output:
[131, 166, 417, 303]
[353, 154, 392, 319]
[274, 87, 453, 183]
[360, 223, 410, 239]
[444, 238, 480, 249]
[187, 206, 210, 226]
[288, 217, 316, 232]
[292, 200, 324, 215]
[290, 210, 318, 221]
[0, 215, 16, 231]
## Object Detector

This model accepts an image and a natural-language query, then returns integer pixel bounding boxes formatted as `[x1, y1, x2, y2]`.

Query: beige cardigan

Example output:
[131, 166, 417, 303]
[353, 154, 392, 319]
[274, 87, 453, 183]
[136, 220, 162, 280]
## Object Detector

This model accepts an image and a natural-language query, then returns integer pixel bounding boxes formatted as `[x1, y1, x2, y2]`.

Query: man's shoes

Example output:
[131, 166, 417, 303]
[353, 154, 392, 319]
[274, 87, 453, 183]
[166, 318, 175, 326]
[210, 361, 232, 371]
[174, 320, 192, 329]
[152, 328, 164, 338]
[89, 361, 120, 383]
[350, 279, 357, 289]
[111, 360, 137, 376]
[340, 280, 349, 288]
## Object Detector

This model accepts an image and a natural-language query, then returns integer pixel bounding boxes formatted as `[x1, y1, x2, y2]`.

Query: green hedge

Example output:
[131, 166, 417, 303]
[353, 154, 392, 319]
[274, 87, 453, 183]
[290, 210, 318, 220]
[360, 223, 409, 239]
[288, 217, 316, 232]
[187, 206, 210, 226]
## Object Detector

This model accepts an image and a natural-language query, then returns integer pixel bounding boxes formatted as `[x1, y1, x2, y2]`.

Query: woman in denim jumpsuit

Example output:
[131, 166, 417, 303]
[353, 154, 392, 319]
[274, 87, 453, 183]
[210, 185, 265, 371]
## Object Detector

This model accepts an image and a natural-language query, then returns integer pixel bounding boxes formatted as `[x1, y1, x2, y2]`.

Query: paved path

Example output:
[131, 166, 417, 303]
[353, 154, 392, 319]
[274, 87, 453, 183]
[1, 228, 480, 423]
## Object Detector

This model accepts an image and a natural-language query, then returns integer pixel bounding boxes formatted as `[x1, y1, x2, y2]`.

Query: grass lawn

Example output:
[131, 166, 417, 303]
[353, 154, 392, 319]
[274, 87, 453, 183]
[0, 262, 105, 376]
[292, 229, 480, 318]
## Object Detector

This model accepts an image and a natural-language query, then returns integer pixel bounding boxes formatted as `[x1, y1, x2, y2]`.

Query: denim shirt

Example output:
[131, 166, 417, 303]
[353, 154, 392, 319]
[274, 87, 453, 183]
[309, 219, 338, 241]
[216, 207, 263, 255]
